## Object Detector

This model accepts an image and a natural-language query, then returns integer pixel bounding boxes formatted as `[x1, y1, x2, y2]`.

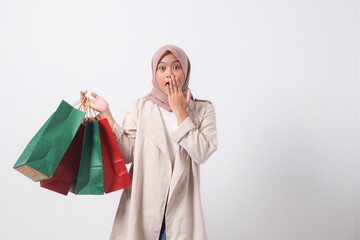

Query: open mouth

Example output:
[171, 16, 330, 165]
[165, 81, 170, 87]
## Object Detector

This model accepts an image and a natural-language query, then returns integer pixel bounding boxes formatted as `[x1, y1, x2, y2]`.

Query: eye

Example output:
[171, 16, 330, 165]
[173, 65, 181, 69]
[159, 66, 165, 71]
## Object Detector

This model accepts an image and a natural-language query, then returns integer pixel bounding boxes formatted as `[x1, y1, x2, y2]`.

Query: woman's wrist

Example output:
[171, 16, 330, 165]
[176, 111, 189, 126]
[101, 110, 112, 119]
[101, 110, 115, 129]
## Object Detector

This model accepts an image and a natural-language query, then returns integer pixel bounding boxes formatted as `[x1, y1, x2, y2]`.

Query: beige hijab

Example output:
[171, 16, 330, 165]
[144, 45, 194, 112]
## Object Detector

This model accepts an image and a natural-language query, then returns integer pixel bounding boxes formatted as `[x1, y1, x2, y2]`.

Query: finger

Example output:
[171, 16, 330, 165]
[166, 83, 171, 96]
[80, 90, 87, 100]
[173, 76, 179, 93]
[173, 79, 177, 93]
[167, 79, 172, 95]
[91, 92, 99, 99]
[169, 77, 173, 94]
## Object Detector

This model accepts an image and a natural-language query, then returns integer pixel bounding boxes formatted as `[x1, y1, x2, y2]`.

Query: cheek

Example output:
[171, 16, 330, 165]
[181, 81, 185, 89]
[155, 73, 167, 91]
[176, 75, 185, 88]
[155, 72, 163, 84]
[178, 73, 185, 86]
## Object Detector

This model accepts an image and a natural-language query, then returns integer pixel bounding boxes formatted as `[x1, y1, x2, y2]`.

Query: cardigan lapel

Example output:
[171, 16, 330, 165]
[139, 101, 172, 161]
[140, 98, 197, 202]
[168, 99, 197, 203]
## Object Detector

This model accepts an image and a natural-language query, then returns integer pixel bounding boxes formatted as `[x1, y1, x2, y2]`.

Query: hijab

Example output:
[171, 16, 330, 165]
[144, 45, 194, 112]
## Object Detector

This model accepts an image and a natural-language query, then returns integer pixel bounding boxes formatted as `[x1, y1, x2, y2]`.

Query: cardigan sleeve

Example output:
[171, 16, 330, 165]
[169, 102, 218, 164]
[112, 100, 137, 164]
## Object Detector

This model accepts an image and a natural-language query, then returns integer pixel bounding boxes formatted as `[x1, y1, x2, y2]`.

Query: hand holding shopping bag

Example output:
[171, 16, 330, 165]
[14, 95, 132, 195]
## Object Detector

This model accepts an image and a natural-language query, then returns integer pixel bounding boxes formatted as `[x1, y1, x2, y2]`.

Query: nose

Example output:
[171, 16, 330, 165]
[165, 67, 174, 78]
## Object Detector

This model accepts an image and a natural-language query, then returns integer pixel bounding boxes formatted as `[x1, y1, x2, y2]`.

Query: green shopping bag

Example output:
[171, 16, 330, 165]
[13, 100, 86, 182]
[70, 120, 104, 195]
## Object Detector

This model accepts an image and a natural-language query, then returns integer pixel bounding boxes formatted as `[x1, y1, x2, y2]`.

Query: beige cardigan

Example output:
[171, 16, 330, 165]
[109, 96, 218, 240]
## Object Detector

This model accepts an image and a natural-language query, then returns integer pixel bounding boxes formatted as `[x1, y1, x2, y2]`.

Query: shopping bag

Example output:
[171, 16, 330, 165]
[98, 118, 132, 193]
[70, 120, 104, 195]
[13, 100, 85, 181]
[39, 123, 85, 195]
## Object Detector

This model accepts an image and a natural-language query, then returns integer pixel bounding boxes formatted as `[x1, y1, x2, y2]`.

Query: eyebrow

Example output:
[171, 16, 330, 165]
[158, 60, 180, 65]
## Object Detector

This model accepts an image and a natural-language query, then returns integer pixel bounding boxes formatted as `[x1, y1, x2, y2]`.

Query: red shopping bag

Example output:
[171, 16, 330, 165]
[40, 124, 85, 195]
[98, 118, 132, 193]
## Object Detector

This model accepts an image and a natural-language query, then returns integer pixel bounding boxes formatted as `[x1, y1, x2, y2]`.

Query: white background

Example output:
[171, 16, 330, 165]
[0, 0, 358, 239]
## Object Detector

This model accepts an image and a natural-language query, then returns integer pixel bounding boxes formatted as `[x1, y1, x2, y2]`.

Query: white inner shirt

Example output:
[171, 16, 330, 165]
[159, 107, 179, 164]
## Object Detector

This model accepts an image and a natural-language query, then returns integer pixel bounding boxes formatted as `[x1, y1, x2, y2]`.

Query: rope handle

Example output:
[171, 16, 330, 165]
[73, 97, 99, 122]
[72, 98, 87, 110]
[84, 97, 99, 122]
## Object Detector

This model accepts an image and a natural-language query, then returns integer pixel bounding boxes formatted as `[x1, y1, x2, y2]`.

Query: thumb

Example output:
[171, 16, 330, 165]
[91, 92, 100, 99]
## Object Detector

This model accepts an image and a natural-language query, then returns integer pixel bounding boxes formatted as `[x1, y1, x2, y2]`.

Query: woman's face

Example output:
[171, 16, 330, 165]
[155, 52, 185, 95]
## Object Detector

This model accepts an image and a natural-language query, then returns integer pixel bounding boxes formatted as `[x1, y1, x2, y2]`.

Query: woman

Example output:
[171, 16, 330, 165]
[80, 45, 218, 240]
